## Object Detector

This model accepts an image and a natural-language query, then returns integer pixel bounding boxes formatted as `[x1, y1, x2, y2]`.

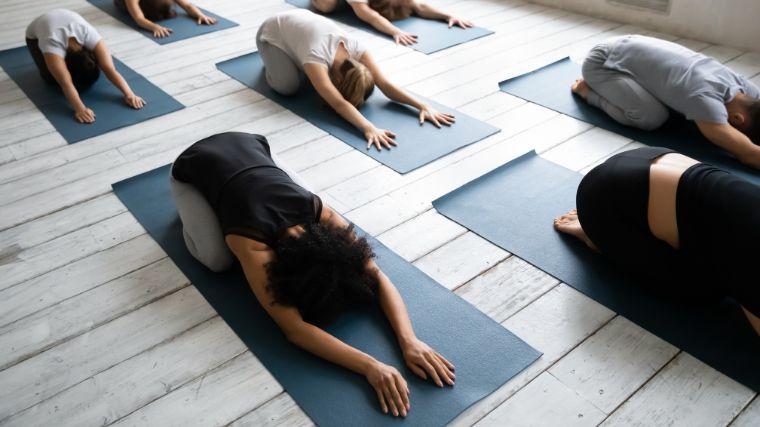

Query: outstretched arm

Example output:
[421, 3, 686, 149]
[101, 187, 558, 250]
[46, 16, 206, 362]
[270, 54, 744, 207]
[43, 53, 93, 123]
[322, 207, 456, 388]
[412, 1, 473, 28]
[696, 121, 760, 169]
[359, 51, 455, 128]
[226, 233, 411, 417]
[304, 62, 397, 150]
[123, 0, 173, 37]
[92, 42, 145, 109]
[175, 0, 218, 25]
[349, 2, 417, 45]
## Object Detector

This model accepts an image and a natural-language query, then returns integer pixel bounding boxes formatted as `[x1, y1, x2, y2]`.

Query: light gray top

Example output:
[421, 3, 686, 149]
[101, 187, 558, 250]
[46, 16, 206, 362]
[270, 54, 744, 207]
[604, 35, 760, 124]
[26, 9, 102, 57]
[258, 9, 366, 70]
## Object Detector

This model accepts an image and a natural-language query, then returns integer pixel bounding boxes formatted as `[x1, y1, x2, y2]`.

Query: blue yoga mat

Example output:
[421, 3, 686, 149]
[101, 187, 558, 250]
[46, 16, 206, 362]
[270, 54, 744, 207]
[285, 0, 493, 54]
[499, 57, 760, 185]
[0, 46, 183, 144]
[217, 52, 500, 173]
[88, 0, 237, 44]
[112, 164, 541, 427]
[433, 151, 760, 393]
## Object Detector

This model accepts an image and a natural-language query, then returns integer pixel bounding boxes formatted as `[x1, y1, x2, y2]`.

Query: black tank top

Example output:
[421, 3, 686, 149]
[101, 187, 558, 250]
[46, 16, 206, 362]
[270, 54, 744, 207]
[172, 132, 322, 246]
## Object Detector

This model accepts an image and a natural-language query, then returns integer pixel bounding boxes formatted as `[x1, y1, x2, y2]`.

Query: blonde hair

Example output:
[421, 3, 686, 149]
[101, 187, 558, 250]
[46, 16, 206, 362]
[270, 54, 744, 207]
[369, 0, 414, 21]
[336, 58, 375, 108]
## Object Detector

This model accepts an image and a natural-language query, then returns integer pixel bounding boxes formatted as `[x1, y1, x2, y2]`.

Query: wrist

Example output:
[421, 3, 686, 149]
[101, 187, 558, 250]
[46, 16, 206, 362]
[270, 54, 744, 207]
[397, 332, 417, 349]
[360, 355, 379, 375]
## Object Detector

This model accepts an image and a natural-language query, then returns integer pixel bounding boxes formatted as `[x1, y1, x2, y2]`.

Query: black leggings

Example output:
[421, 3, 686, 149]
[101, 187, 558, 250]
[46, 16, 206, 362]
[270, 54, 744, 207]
[25, 38, 56, 85]
[577, 147, 760, 316]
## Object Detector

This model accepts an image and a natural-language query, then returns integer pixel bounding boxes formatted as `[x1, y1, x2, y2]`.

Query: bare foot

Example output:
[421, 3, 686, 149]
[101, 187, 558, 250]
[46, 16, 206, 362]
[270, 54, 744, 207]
[571, 78, 591, 100]
[742, 307, 760, 336]
[553, 209, 599, 251]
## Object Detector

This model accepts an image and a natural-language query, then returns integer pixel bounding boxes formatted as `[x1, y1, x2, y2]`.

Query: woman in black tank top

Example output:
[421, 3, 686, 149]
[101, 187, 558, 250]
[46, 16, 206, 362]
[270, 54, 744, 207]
[553, 147, 760, 335]
[172, 132, 455, 417]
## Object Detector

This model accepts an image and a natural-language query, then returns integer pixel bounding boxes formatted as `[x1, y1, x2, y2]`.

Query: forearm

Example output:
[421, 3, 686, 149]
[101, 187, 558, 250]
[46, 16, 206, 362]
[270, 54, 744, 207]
[353, 5, 401, 36]
[376, 269, 416, 346]
[176, 0, 204, 19]
[414, 2, 450, 20]
[105, 69, 134, 96]
[62, 84, 86, 111]
[288, 323, 377, 374]
[334, 100, 375, 133]
[379, 82, 425, 111]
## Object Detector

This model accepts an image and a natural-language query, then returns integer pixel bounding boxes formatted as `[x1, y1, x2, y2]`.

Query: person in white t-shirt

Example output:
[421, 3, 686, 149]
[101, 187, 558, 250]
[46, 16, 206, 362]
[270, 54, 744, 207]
[312, 0, 473, 45]
[26, 9, 146, 124]
[258, 9, 456, 150]
[114, 0, 217, 38]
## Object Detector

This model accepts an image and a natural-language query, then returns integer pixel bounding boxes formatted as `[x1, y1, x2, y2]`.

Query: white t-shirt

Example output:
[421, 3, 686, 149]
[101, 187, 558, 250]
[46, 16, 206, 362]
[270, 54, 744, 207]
[259, 9, 366, 70]
[26, 9, 102, 57]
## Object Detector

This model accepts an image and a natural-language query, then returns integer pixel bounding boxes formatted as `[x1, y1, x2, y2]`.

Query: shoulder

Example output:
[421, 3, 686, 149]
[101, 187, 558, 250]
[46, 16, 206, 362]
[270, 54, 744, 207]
[225, 234, 272, 259]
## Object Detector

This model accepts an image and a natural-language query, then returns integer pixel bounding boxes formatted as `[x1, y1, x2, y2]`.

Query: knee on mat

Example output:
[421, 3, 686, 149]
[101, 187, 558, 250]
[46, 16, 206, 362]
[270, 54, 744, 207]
[268, 75, 301, 96]
[627, 108, 669, 131]
[311, 0, 338, 13]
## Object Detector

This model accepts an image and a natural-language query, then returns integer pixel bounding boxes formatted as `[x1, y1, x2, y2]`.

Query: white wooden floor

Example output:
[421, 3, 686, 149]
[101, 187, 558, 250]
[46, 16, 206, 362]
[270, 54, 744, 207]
[1, 0, 760, 426]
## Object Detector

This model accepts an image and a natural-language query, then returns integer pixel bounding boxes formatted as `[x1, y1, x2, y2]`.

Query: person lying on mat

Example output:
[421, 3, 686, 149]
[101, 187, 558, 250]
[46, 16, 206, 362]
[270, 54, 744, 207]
[571, 35, 760, 169]
[311, 0, 473, 46]
[257, 9, 455, 151]
[26, 9, 146, 124]
[553, 146, 760, 335]
[171, 132, 456, 417]
[114, 0, 217, 38]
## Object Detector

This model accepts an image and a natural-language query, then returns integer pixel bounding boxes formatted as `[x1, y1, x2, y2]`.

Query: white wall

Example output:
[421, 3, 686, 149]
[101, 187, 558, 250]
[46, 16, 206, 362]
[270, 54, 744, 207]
[527, 0, 760, 52]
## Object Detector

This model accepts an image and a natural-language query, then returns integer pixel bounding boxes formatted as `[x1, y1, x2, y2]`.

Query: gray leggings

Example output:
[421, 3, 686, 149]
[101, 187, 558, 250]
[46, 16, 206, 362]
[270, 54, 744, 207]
[582, 43, 670, 131]
[255, 26, 302, 96]
[170, 152, 314, 272]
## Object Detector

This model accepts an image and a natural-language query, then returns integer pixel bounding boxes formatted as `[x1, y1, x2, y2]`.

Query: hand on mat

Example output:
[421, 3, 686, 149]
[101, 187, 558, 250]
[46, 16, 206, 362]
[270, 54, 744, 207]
[152, 25, 173, 38]
[393, 31, 418, 46]
[75, 107, 96, 124]
[419, 106, 456, 128]
[124, 93, 146, 109]
[197, 14, 218, 25]
[447, 16, 473, 29]
[365, 127, 397, 151]
[366, 361, 410, 417]
[402, 338, 455, 387]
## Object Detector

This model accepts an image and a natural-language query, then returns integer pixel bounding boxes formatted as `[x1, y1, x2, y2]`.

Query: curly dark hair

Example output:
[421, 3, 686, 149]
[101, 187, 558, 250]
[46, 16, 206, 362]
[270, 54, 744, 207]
[65, 49, 100, 89]
[266, 223, 379, 326]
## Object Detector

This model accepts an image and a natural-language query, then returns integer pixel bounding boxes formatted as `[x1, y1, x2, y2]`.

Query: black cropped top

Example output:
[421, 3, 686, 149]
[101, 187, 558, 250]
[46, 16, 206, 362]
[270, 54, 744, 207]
[172, 132, 322, 246]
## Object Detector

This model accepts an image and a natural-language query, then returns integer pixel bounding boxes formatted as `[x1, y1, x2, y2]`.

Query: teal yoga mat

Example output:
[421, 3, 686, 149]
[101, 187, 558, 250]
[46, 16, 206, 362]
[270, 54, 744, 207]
[499, 57, 760, 185]
[285, 0, 493, 54]
[112, 164, 541, 426]
[0, 46, 183, 144]
[433, 151, 760, 392]
[88, 0, 237, 44]
[216, 52, 500, 173]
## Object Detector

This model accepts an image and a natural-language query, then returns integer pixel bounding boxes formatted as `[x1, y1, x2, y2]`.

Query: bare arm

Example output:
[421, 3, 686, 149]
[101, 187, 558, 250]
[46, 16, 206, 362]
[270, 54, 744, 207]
[360, 52, 455, 128]
[412, 1, 473, 28]
[349, 2, 417, 45]
[321, 206, 456, 387]
[226, 233, 410, 416]
[92, 42, 145, 109]
[43, 53, 93, 123]
[696, 121, 760, 169]
[175, 0, 218, 24]
[123, 0, 172, 37]
[304, 62, 397, 150]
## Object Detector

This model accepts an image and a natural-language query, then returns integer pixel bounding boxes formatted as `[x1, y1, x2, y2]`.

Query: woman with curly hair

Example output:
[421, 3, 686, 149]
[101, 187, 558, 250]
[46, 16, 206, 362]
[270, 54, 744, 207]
[114, 0, 217, 38]
[170, 132, 455, 417]
[312, 0, 473, 46]
[257, 9, 456, 151]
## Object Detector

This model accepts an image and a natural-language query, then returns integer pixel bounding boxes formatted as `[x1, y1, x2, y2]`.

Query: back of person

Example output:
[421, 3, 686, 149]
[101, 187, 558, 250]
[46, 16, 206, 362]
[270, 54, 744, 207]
[26, 9, 101, 57]
[258, 9, 364, 69]
[604, 35, 760, 123]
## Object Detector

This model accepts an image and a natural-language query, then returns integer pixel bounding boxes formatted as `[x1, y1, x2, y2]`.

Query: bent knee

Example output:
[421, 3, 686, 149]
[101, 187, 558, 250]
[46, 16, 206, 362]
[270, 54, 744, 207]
[269, 78, 300, 96]
[311, 0, 338, 12]
[631, 108, 669, 131]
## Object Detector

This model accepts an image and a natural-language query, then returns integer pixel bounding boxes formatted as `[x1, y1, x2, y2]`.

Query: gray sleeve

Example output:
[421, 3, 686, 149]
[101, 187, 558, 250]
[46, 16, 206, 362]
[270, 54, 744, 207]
[744, 79, 760, 99]
[684, 94, 728, 123]
[79, 22, 102, 51]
